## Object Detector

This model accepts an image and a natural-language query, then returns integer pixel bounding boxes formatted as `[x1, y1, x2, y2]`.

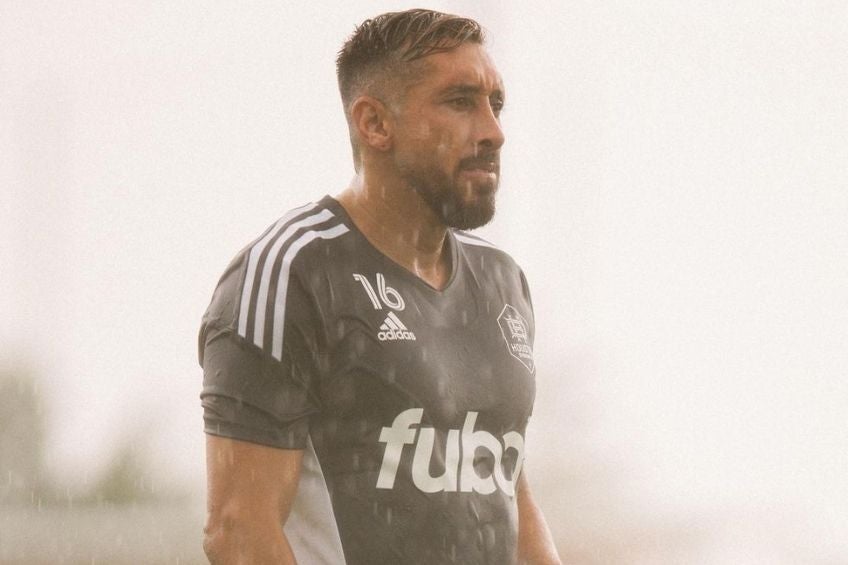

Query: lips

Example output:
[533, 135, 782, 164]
[459, 155, 499, 173]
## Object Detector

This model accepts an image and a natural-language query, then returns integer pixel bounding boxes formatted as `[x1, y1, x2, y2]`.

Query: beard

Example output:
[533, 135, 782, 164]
[397, 157, 498, 231]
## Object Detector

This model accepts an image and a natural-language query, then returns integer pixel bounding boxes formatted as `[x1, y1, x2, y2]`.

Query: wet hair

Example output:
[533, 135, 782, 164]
[336, 9, 485, 167]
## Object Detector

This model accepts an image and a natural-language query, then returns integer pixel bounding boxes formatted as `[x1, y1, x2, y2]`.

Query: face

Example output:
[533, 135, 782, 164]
[390, 42, 506, 230]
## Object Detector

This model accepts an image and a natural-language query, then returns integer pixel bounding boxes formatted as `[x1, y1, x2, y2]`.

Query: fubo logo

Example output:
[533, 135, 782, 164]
[376, 409, 525, 496]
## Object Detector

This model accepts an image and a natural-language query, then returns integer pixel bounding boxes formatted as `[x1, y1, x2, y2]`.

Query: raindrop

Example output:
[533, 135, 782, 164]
[481, 524, 496, 551]
[467, 499, 479, 521]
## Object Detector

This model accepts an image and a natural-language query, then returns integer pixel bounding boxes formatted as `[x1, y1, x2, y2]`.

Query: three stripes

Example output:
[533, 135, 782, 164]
[235, 202, 498, 361]
[237, 201, 349, 361]
[379, 311, 408, 331]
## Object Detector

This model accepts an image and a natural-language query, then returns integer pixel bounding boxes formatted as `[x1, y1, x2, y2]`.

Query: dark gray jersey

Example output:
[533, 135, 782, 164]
[199, 195, 536, 564]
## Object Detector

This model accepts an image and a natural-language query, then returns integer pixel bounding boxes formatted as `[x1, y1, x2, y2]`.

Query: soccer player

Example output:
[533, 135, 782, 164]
[199, 9, 561, 565]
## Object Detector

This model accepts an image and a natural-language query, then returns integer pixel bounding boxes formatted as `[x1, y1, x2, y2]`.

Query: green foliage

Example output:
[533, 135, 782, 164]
[0, 368, 48, 504]
[88, 441, 158, 505]
[0, 367, 164, 506]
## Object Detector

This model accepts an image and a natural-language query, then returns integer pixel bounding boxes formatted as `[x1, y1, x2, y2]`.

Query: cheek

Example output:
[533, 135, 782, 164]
[396, 115, 467, 171]
[435, 132, 452, 157]
[430, 126, 465, 165]
[400, 109, 433, 142]
[397, 124, 436, 159]
[407, 129, 456, 169]
[409, 122, 431, 141]
[437, 123, 474, 161]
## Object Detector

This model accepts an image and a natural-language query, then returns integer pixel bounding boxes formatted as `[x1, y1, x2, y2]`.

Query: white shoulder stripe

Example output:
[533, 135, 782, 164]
[454, 232, 499, 250]
[271, 223, 350, 360]
[238, 201, 317, 338]
[252, 208, 335, 347]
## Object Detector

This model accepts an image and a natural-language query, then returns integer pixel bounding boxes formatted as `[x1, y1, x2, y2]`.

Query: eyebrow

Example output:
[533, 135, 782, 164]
[440, 83, 505, 99]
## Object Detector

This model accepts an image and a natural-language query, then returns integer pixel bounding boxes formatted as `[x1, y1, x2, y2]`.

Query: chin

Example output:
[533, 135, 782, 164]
[444, 196, 496, 230]
[407, 166, 498, 229]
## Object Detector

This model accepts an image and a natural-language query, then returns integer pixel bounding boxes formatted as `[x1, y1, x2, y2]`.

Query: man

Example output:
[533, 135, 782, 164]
[199, 9, 561, 564]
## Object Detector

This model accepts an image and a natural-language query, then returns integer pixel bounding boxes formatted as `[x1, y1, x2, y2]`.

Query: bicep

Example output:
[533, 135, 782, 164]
[200, 327, 318, 448]
[200, 323, 316, 534]
[206, 434, 304, 524]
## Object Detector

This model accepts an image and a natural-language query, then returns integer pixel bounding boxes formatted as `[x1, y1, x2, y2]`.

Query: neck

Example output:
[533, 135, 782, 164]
[337, 171, 452, 290]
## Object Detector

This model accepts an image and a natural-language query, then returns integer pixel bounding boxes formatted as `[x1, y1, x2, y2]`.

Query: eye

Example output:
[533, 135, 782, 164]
[490, 98, 505, 116]
[448, 96, 475, 110]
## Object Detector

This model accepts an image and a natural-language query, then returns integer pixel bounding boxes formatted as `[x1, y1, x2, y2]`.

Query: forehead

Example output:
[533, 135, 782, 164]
[414, 43, 504, 94]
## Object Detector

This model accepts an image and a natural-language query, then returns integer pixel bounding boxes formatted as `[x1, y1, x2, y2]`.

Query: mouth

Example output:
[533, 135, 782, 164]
[458, 155, 500, 189]
[459, 154, 499, 174]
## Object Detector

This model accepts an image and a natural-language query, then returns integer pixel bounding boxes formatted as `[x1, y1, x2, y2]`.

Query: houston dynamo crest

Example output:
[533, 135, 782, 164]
[497, 304, 534, 374]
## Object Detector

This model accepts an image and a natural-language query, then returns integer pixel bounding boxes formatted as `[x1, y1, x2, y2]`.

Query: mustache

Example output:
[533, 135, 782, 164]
[459, 153, 499, 170]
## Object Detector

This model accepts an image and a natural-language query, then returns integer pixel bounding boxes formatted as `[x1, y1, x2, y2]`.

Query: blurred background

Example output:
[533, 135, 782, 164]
[2, 1, 846, 563]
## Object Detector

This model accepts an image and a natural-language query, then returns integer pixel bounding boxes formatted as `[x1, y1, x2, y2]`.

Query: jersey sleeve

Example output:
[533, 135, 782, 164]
[198, 254, 325, 450]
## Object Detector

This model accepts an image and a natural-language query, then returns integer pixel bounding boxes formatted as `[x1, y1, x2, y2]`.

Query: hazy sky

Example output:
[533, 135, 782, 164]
[2, 2, 846, 561]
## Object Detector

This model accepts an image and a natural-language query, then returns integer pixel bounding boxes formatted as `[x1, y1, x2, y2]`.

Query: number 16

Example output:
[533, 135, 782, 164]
[353, 273, 405, 311]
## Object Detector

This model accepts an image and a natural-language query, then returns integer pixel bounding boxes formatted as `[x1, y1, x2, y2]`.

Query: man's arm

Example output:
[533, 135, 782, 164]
[203, 435, 303, 564]
[517, 470, 562, 565]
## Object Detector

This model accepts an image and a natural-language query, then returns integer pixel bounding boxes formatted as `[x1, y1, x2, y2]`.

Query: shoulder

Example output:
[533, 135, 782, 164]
[238, 196, 352, 271]
[453, 229, 524, 272]
[241, 197, 354, 281]
[200, 196, 354, 358]
[453, 228, 534, 306]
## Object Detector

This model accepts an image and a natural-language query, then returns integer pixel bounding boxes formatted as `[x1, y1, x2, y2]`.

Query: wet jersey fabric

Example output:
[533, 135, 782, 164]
[199, 195, 536, 565]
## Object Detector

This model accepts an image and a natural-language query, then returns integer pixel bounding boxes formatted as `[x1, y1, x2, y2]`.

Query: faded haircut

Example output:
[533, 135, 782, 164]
[336, 9, 485, 168]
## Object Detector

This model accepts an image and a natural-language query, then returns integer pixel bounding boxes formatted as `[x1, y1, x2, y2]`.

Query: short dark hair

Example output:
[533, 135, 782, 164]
[336, 9, 485, 165]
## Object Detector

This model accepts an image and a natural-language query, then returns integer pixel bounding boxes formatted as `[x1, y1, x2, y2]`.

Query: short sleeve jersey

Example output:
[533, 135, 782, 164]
[199, 196, 536, 565]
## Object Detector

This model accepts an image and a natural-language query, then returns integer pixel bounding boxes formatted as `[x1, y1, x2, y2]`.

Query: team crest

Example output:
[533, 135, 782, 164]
[497, 304, 534, 374]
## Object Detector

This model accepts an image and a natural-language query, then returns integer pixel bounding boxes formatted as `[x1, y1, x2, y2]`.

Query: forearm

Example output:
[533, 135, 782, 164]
[204, 518, 296, 565]
[204, 436, 304, 564]
[517, 472, 561, 565]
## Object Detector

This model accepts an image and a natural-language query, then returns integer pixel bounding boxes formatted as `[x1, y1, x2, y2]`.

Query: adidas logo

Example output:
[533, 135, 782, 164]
[378, 312, 416, 342]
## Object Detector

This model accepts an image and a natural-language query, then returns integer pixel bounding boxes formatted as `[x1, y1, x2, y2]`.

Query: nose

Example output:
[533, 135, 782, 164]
[476, 101, 505, 152]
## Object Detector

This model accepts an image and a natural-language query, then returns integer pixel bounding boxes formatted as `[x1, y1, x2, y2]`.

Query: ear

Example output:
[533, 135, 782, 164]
[350, 96, 393, 152]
